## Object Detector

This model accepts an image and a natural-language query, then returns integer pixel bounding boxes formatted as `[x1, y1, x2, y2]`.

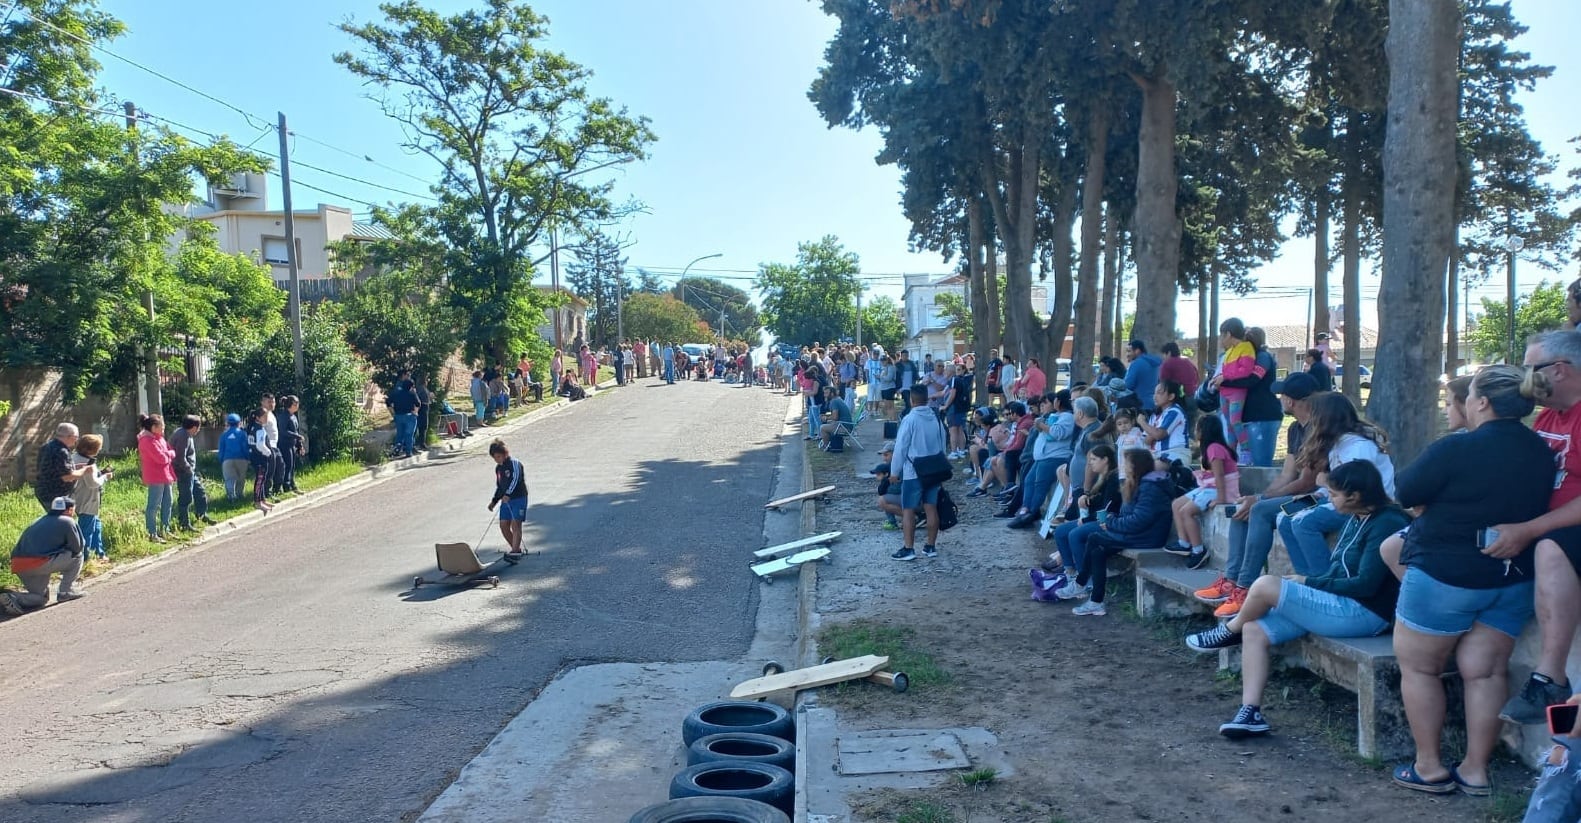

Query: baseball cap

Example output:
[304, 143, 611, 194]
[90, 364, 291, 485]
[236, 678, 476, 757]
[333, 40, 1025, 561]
[225, 413, 242, 424]
[1279, 371, 1320, 400]
[1106, 377, 1129, 394]
[870, 462, 891, 476]
[879, 441, 895, 454]
[50, 496, 74, 512]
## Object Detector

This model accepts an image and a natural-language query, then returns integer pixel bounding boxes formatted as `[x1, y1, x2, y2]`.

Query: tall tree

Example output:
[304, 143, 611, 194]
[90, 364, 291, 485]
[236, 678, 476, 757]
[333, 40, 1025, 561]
[673, 277, 761, 341]
[336, 0, 654, 364]
[757, 236, 861, 346]
[565, 230, 632, 346]
[621, 293, 703, 344]
[860, 295, 906, 355]
[1466, 281, 1567, 363]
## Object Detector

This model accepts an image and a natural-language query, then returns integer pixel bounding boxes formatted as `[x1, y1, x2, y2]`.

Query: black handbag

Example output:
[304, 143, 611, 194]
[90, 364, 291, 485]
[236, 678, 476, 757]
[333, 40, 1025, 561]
[912, 451, 953, 488]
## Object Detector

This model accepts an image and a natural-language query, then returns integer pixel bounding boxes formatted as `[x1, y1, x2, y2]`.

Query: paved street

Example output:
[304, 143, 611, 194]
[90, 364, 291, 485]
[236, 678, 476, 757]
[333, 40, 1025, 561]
[0, 381, 791, 822]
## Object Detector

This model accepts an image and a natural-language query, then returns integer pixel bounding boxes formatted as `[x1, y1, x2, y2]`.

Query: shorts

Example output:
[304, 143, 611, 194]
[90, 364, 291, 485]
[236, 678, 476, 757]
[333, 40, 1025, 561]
[881, 389, 896, 401]
[987, 386, 1004, 395]
[1395, 567, 1534, 639]
[497, 497, 529, 522]
[947, 409, 966, 428]
[881, 492, 902, 509]
[900, 478, 941, 511]
[1253, 578, 1391, 645]
[1540, 524, 1581, 577]
[1183, 486, 1220, 510]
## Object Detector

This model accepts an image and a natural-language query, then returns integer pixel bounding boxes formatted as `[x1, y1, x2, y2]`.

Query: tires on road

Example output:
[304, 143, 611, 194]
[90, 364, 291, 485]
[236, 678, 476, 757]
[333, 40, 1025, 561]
[681, 701, 794, 746]
[627, 795, 789, 823]
[668, 762, 794, 815]
[686, 732, 796, 772]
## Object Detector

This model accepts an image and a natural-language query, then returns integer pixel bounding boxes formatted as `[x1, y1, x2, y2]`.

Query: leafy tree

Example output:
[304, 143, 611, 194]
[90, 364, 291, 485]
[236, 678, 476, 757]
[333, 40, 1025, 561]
[210, 311, 368, 461]
[331, 268, 464, 389]
[622, 293, 704, 344]
[1466, 281, 1568, 363]
[633, 267, 668, 296]
[335, 0, 654, 364]
[163, 235, 286, 342]
[757, 236, 861, 346]
[674, 277, 761, 341]
[860, 296, 905, 354]
[565, 229, 632, 346]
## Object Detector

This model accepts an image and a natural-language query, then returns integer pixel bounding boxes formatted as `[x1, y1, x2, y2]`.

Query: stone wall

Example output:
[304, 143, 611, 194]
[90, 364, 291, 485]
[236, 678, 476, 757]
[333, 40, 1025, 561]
[0, 368, 141, 491]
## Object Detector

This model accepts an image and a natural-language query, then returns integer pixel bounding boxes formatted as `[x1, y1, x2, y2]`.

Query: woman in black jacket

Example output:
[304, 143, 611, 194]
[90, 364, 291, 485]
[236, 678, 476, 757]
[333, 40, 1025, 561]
[1053, 448, 1174, 615]
[1218, 326, 1282, 468]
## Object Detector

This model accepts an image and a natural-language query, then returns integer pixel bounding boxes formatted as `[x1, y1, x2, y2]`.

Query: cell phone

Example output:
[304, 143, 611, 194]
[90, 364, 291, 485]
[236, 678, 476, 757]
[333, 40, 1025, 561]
[1475, 527, 1502, 550]
[1550, 702, 1580, 736]
[1222, 505, 1238, 516]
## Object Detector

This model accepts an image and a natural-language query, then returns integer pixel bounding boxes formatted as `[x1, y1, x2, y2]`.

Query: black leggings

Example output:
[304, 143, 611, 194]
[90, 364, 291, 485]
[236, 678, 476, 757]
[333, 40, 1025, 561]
[253, 462, 269, 504]
[1076, 530, 1134, 604]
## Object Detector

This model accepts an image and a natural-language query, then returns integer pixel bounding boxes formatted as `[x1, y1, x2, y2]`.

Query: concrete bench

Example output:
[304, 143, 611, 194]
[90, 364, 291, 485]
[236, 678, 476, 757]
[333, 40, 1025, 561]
[1132, 561, 1412, 759]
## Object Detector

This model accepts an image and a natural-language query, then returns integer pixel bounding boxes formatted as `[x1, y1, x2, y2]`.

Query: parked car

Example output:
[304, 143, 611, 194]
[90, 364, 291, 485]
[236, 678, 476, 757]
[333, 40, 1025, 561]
[1332, 363, 1373, 389]
[680, 343, 712, 361]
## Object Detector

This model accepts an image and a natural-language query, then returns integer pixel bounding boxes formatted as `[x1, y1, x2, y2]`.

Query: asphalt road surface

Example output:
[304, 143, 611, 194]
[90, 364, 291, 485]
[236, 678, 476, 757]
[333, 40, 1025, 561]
[0, 379, 791, 822]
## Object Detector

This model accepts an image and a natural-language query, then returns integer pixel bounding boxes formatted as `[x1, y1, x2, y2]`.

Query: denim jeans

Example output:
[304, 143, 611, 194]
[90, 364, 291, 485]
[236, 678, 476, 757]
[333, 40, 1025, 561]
[1277, 502, 1347, 577]
[1054, 520, 1104, 571]
[145, 483, 172, 536]
[394, 412, 418, 456]
[175, 472, 209, 528]
[807, 401, 822, 438]
[1226, 494, 1309, 587]
[1020, 457, 1066, 515]
[664, 361, 674, 383]
[78, 513, 105, 558]
[1253, 577, 1390, 644]
[1244, 419, 1282, 468]
[1523, 743, 1581, 823]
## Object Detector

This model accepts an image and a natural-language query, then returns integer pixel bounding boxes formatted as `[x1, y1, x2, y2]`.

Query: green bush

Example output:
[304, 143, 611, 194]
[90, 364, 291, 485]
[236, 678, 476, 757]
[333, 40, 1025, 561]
[209, 310, 369, 461]
[160, 381, 222, 424]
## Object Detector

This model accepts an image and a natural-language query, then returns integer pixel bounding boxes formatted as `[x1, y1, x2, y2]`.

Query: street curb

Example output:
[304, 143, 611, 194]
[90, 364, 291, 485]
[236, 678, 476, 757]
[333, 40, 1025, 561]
[793, 440, 820, 823]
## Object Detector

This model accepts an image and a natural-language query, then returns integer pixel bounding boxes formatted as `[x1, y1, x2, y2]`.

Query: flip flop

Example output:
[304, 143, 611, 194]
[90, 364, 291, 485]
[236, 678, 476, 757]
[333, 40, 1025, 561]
[1392, 762, 1456, 795]
[1449, 764, 1492, 797]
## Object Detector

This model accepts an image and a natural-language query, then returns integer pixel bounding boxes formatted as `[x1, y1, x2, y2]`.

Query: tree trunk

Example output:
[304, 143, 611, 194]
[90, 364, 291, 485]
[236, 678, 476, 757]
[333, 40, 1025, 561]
[1071, 111, 1108, 376]
[1044, 179, 1078, 373]
[1099, 205, 1117, 372]
[1446, 223, 1460, 374]
[1208, 271, 1221, 370]
[1313, 193, 1331, 338]
[983, 136, 1042, 366]
[967, 195, 992, 399]
[1341, 168, 1362, 402]
[1371, 0, 1459, 465]
[1131, 72, 1182, 351]
[1196, 277, 1209, 374]
[985, 223, 1002, 351]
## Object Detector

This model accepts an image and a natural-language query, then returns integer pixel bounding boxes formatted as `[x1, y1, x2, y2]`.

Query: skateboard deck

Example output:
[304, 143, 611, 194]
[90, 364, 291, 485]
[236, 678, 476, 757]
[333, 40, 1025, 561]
[764, 485, 836, 510]
[752, 531, 842, 561]
[749, 547, 830, 581]
[1037, 485, 1068, 538]
[731, 654, 889, 700]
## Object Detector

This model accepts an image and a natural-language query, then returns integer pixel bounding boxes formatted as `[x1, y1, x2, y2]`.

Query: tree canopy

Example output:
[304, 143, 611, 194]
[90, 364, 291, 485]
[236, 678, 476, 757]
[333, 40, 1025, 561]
[622, 293, 704, 344]
[673, 277, 761, 343]
[757, 237, 862, 347]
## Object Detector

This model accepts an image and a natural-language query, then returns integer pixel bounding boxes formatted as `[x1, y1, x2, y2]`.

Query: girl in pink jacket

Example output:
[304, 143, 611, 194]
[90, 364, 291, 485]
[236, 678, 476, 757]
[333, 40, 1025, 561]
[1213, 318, 1264, 461]
[137, 414, 177, 542]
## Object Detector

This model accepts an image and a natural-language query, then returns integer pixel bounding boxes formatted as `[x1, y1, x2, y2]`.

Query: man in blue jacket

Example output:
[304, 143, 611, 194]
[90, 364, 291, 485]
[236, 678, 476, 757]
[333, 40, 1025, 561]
[1124, 339, 1164, 413]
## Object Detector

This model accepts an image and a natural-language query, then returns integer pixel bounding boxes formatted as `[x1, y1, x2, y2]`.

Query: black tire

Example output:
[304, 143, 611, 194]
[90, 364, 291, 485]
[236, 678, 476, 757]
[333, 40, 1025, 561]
[891, 672, 910, 693]
[682, 701, 794, 746]
[687, 732, 796, 772]
[761, 661, 784, 676]
[669, 762, 794, 815]
[627, 796, 789, 823]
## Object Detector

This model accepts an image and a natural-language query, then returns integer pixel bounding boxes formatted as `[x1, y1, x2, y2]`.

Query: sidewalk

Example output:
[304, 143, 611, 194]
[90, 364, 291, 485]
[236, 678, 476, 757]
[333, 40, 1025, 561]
[792, 414, 1531, 823]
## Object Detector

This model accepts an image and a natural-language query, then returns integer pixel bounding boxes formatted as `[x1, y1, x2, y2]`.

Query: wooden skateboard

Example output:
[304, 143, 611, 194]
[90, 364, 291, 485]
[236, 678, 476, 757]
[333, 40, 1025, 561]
[764, 485, 836, 510]
[412, 543, 523, 589]
[752, 531, 842, 561]
[749, 547, 830, 582]
[730, 654, 909, 700]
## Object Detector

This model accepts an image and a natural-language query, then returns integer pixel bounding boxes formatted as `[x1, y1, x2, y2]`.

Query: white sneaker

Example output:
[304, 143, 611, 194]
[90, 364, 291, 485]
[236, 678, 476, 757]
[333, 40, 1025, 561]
[1054, 582, 1087, 600]
[1072, 600, 1107, 616]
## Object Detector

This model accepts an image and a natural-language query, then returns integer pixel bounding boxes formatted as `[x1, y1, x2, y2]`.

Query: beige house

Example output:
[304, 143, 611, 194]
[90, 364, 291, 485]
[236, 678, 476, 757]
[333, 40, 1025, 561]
[189, 172, 387, 298]
[536, 286, 588, 351]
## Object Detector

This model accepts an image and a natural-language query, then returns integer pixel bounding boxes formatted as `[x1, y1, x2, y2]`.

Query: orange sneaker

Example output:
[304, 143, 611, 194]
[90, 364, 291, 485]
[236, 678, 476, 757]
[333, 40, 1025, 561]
[1213, 585, 1249, 619]
[1194, 576, 1234, 604]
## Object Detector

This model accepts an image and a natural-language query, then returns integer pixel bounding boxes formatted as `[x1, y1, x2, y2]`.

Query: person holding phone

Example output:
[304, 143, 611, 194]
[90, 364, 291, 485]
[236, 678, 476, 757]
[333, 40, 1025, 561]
[1184, 461, 1407, 739]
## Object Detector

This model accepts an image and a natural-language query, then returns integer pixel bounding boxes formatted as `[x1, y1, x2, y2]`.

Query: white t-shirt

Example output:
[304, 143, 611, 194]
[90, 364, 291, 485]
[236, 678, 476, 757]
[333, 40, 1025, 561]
[1150, 405, 1188, 454]
[1000, 363, 1019, 391]
[1329, 432, 1396, 497]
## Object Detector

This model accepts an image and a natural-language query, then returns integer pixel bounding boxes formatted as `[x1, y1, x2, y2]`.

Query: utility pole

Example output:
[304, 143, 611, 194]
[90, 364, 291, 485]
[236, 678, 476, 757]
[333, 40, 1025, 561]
[855, 288, 863, 349]
[277, 112, 304, 392]
[127, 101, 161, 417]
[1505, 232, 1523, 364]
[616, 276, 625, 342]
[550, 227, 563, 349]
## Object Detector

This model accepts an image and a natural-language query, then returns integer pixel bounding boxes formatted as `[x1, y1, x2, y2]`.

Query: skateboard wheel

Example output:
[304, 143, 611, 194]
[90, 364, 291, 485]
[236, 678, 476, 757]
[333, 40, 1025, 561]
[412, 577, 423, 588]
[820, 656, 835, 666]
[762, 661, 784, 676]
[891, 672, 910, 693]
[489, 576, 500, 587]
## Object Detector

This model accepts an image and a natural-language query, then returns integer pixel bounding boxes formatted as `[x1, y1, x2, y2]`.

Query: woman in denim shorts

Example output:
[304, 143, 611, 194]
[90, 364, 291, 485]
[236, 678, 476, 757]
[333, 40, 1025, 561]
[1183, 461, 1407, 739]
[1390, 366, 1557, 797]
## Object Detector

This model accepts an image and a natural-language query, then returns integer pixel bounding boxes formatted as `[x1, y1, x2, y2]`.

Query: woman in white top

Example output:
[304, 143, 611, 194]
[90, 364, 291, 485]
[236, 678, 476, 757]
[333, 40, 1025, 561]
[1140, 380, 1191, 465]
[1277, 392, 1396, 575]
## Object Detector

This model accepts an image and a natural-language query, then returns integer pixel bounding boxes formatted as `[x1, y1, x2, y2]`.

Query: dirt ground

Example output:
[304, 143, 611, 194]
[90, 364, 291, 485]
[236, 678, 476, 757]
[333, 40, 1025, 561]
[804, 446, 1534, 823]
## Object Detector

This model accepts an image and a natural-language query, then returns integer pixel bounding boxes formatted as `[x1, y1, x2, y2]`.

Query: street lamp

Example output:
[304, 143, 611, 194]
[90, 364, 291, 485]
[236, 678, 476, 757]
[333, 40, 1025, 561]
[677, 252, 722, 317]
[1505, 234, 1524, 364]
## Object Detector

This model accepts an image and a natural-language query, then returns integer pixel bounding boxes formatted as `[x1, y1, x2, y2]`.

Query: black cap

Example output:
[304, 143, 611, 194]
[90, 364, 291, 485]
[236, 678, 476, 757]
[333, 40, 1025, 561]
[1279, 372, 1320, 400]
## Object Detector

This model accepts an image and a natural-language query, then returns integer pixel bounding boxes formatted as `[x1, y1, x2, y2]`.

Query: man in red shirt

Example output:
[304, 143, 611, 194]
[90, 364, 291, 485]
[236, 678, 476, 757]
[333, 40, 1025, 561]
[1486, 330, 1581, 723]
[1159, 341, 1200, 399]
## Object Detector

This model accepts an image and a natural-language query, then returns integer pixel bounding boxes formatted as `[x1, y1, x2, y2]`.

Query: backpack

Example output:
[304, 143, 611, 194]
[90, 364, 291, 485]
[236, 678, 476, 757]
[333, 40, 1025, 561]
[935, 487, 960, 531]
[1165, 458, 1198, 500]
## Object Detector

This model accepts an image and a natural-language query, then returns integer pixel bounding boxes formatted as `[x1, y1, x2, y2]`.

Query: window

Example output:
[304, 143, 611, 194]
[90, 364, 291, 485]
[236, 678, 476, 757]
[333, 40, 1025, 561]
[262, 237, 291, 265]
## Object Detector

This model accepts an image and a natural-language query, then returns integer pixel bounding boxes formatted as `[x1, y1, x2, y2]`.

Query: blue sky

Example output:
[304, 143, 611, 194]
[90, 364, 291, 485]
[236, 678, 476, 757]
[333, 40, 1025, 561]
[94, 0, 1580, 332]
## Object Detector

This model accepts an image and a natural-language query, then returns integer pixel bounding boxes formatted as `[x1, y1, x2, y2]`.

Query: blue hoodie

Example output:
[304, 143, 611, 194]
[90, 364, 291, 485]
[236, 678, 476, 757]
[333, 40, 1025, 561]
[218, 423, 250, 462]
[1124, 353, 1163, 412]
[1104, 471, 1174, 548]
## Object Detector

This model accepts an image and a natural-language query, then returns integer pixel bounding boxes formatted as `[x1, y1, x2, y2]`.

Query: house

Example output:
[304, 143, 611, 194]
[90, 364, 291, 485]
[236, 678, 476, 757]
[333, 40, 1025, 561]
[900, 272, 1051, 362]
[536, 286, 588, 350]
[188, 173, 387, 298]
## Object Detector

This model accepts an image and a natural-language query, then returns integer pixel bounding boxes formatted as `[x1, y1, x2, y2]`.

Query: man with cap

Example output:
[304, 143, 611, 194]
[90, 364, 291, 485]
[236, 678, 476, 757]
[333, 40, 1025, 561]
[34, 423, 88, 515]
[872, 442, 903, 530]
[1189, 372, 1322, 615]
[2, 496, 86, 614]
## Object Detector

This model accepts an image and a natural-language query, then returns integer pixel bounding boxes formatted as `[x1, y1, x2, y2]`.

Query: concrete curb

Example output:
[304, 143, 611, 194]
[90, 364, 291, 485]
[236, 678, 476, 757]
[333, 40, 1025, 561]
[794, 440, 821, 823]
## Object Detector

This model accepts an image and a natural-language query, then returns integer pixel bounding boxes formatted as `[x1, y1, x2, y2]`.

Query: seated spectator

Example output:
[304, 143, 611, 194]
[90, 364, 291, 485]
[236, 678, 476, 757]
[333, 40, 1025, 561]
[437, 399, 473, 438]
[969, 401, 1027, 498]
[1108, 408, 1147, 475]
[1387, 364, 1555, 797]
[1047, 444, 1121, 578]
[1194, 373, 1320, 618]
[558, 369, 587, 401]
[1006, 391, 1075, 529]
[964, 407, 1001, 481]
[1167, 414, 1241, 568]
[819, 387, 855, 451]
[2, 497, 86, 614]
[1185, 461, 1407, 741]
[1052, 448, 1173, 615]
[1139, 380, 1191, 466]
[1052, 396, 1108, 531]
[873, 442, 901, 530]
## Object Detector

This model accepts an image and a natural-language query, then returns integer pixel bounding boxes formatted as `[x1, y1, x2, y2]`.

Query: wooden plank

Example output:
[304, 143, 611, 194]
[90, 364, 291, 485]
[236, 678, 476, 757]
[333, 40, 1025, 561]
[730, 654, 889, 699]
[764, 485, 837, 510]
[752, 531, 842, 560]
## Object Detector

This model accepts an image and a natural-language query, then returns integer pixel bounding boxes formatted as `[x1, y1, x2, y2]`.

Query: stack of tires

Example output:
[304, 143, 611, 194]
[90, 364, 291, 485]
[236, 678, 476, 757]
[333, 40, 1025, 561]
[626, 701, 796, 823]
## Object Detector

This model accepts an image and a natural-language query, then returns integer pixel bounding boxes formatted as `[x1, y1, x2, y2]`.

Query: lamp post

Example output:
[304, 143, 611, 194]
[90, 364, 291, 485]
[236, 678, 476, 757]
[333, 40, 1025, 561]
[678, 252, 722, 325]
[1505, 233, 1523, 364]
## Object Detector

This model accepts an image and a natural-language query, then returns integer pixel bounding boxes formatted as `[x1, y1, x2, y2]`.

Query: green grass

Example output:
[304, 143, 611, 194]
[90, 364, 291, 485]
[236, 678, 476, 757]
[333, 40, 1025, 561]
[894, 801, 956, 823]
[817, 621, 950, 689]
[958, 767, 998, 787]
[1, 452, 363, 590]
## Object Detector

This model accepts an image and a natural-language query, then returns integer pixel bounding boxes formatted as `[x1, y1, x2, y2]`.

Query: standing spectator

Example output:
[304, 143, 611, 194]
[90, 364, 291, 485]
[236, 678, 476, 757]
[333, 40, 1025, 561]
[866, 347, 885, 414]
[1388, 365, 1554, 797]
[946, 362, 974, 458]
[581, 344, 598, 386]
[926, 361, 952, 414]
[276, 396, 304, 492]
[663, 343, 676, 385]
[246, 409, 274, 513]
[999, 354, 1020, 402]
[1124, 340, 1164, 413]
[414, 374, 433, 443]
[838, 355, 858, 407]
[889, 383, 947, 561]
[34, 423, 87, 515]
[168, 414, 214, 532]
[1222, 327, 1283, 468]
[612, 344, 626, 386]
[1306, 348, 1334, 392]
[261, 393, 283, 498]
[137, 414, 176, 542]
[551, 349, 565, 385]
[1315, 331, 1336, 366]
[1, 497, 85, 613]
[71, 434, 112, 560]
[893, 350, 921, 413]
[1013, 357, 1048, 402]
[1159, 341, 1200, 399]
[878, 355, 897, 418]
[985, 348, 1004, 406]
[468, 370, 488, 425]
[388, 378, 420, 458]
[633, 340, 647, 379]
[218, 413, 250, 500]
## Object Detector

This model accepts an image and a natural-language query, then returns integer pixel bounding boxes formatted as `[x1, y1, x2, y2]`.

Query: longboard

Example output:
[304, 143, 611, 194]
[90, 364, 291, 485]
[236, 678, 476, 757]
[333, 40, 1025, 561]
[730, 654, 907, 700]
[764, 485, 836, 510]
[752, 531, 842, 561]
[749, 547, 830, 582]
[1037, 484, 1068, 538]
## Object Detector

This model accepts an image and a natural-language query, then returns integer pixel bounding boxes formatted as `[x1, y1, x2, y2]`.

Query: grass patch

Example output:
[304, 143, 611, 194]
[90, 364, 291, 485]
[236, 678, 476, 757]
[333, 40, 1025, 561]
[894, 800, 956, 823]
[1, 453, 363, 590]
[958, 767, 998, 787]
[817, 620, 950, 689]
[1484, 785, 1533, 823]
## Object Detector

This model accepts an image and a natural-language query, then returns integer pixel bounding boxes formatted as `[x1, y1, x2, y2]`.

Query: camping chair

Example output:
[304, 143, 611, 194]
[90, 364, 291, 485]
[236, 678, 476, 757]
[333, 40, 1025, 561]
[820, 420, 864, 452]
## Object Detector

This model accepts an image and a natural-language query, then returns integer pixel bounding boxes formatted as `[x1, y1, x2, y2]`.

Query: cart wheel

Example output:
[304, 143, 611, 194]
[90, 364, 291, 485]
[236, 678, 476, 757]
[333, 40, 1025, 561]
[412, 577, 423, 588]
[760, 576, 772, 585]
[820, 656, 835, 666]
[891, 672, 910, 694]
[762, 661, 784, 676]
[489, 576, 500, 588]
